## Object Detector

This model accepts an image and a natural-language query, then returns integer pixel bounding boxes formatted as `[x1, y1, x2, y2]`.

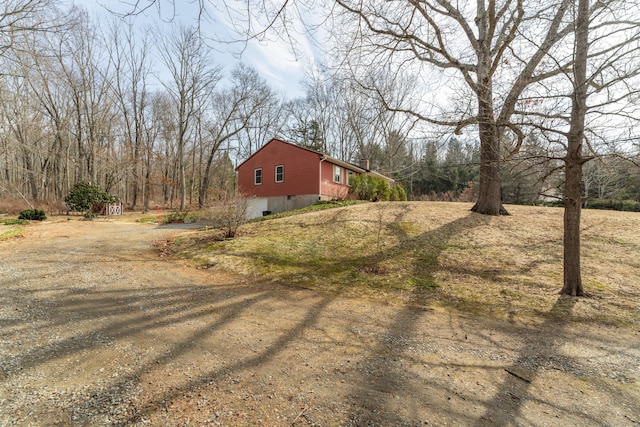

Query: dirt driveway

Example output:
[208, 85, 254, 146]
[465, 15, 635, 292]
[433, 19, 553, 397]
[1, 218, 638, 426]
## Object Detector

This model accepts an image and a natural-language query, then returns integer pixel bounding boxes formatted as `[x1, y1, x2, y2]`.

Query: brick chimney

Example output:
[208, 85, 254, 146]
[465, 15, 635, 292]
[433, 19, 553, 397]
[359, 158, 370, 170]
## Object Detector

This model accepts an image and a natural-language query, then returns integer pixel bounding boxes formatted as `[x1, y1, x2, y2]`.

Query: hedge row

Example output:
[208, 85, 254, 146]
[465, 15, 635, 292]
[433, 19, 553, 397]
[543, 198, 640, 212]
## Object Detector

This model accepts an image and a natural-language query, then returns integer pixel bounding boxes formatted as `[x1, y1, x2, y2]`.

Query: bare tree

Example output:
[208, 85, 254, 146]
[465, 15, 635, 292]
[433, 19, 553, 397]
[211, 191, 249, 238]
[560, 0, 640, 295]
[561, 0, 590, 296]
[107, 20, 152, 209]
[0, 0, 64, 56]
[582, 158, 628, 202]
[54, 8, 117, 186]
[512, 0, 640, 295]
[0, 69, 45, 200]
[198, 65, 273, 207]
[157, 25, 222, 210]
[0, 1, 75, 202]
[236, 91, 284, 159]
[24, 41, 75, 200]
[280, 66, 417, 175]
[149, 91, 178, 206]
[141, 92, 161, 212]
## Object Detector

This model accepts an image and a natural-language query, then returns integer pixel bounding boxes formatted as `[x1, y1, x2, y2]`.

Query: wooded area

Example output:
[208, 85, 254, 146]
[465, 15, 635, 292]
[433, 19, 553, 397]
[1, 1, 639, 218]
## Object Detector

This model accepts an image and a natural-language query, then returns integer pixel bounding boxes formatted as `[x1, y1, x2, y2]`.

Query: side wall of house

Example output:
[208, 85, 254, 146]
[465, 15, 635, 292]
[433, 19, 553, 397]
[237, 141, 320, 198]
[320, 161, 358, 200]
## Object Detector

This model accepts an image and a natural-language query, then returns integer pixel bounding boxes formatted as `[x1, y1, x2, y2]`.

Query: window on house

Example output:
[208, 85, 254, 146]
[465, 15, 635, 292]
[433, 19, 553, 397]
[275, 165, 284, 183]
[334, 165, 342, 183]
[254, 168, 262, 185]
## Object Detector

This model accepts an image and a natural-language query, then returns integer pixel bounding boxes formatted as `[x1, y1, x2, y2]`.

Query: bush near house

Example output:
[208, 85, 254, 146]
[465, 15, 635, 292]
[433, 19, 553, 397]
[390, 185, 407, 201]
[350, 175, 407, 202]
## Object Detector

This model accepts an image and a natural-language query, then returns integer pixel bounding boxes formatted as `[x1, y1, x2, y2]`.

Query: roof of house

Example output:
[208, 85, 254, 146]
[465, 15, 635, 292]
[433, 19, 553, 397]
[235, 138, 394, 182]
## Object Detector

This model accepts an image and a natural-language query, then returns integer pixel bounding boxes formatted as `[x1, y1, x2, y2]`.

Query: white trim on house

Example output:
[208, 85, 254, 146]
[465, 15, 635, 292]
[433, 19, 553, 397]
[333, 165, 342, 183]
[275, 164, 284, 183]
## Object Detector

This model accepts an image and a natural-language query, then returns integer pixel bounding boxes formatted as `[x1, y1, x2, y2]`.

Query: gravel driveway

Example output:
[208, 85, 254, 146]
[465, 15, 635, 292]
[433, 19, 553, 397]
[1, 219, 638, 426]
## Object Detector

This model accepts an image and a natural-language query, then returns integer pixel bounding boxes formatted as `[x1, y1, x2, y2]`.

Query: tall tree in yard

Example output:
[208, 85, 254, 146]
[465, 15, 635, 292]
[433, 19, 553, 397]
[562, 0, 589, 296]
[107, 21, 152, 210]
[197, 65, 274, 208]
[58, 9, 116, 186]
[560, 0, 640, 295]
[520, 0, 640, 295]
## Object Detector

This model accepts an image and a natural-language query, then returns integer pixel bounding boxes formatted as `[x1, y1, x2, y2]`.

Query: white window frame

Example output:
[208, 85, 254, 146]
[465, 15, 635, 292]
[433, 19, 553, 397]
[254, 168, 262, 185]
[333, 165, 342, 184]
[275, 165, 284, 183]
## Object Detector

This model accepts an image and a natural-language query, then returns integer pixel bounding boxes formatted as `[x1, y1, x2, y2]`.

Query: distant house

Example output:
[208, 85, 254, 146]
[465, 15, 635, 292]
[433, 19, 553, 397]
[236, 138, 393, 218]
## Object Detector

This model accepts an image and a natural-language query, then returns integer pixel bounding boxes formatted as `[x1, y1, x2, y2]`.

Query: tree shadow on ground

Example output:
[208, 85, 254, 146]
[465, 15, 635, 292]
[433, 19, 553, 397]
[343, 209, 496, 425]
[2, 210, 637, 425]
[470, 295, 597, 426]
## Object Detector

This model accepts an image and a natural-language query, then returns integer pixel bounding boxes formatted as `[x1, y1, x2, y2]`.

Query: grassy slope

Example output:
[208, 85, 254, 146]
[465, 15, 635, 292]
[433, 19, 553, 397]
[175, 202, 640, 328]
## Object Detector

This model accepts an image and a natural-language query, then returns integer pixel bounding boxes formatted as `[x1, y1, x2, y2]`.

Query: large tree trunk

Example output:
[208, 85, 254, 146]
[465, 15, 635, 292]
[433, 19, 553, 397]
[561, 0, 589, 296]
[471, 29, 508, 216]
[562, 156, 584, 295]
[472, 123, 508, 215]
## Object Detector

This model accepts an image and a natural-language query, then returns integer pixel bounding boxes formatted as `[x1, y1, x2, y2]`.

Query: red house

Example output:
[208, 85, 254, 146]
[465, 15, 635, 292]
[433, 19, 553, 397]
[236, 138, 393, 217]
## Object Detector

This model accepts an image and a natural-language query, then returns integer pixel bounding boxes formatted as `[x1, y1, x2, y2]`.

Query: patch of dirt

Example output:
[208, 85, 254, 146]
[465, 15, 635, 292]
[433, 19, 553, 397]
[0, 216, 639, 426]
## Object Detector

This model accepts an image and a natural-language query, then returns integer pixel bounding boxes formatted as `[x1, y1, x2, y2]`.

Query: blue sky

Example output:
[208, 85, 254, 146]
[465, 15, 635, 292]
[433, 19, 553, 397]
[89, 0, 320, 99]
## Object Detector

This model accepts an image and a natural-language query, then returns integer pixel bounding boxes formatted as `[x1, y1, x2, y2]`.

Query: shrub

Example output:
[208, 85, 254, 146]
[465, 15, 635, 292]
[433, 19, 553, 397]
[162, 211, 190, 224]
[18, 208, 47, 221]
[586, 198, 640, 212]
[544, 198, 640, 212]
[350, 175, 395, 202]
[65, 182, 119, 216]
[373, 179, 391, 201]
[390, 184, 408, 201]
[349, 174, 372, 200]
[211, 192, 248, 238]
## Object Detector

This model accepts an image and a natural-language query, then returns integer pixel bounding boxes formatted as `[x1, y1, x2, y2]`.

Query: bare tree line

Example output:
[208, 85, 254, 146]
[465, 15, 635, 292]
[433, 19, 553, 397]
[1, 2, 437, 211]
[1, 3, 638, 212]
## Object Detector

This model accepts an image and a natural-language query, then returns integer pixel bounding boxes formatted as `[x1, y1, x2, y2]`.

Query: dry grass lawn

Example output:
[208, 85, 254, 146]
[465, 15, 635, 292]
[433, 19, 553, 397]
[176, 201, 640, 329]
